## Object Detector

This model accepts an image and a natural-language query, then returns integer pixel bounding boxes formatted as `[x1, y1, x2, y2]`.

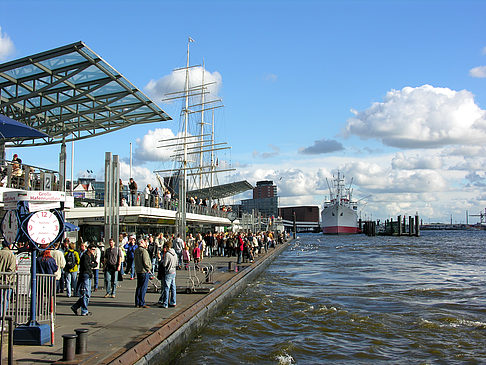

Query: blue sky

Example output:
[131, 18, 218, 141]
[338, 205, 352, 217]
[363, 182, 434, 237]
[1, 0, 486, 223]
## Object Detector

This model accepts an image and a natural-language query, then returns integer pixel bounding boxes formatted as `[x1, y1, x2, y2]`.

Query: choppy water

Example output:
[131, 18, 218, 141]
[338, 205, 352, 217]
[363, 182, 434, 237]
[174, 231, 486, 364]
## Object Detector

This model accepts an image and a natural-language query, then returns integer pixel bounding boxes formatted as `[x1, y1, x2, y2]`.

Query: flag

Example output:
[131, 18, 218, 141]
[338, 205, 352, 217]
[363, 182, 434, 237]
[188, 37, 195, 43]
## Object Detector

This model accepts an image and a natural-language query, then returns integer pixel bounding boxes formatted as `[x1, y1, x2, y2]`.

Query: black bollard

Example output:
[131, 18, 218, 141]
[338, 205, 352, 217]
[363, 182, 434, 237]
[75, 328, 89, 354]
[62, 334, 77, 361]
[228, 261, 233, 272]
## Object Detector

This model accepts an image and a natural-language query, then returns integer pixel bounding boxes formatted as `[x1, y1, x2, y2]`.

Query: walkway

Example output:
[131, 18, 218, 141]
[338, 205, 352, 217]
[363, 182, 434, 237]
[7, 245, 288, 364]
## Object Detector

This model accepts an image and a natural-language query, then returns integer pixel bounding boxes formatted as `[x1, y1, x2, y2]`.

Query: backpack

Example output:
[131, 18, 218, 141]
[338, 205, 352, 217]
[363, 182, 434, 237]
[147, 243, 155, 258]
[65, 251, 76, 271]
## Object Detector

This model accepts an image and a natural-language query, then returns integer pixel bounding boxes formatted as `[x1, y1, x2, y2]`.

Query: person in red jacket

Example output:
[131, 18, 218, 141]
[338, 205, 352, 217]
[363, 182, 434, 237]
[192, 244, 201, 270]
[237, 233, 244, 264]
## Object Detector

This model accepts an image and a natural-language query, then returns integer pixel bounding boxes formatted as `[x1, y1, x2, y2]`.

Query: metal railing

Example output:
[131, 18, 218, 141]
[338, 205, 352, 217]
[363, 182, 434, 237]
[0, 272, 56, 326]
[124, 193, 229, 219]
[0, 159, 60, 191]
[0, 284, 14, 365]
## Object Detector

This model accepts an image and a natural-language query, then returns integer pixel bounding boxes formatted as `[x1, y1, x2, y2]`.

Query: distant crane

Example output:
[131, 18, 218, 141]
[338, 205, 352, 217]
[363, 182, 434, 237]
[469, 208, 486, 224]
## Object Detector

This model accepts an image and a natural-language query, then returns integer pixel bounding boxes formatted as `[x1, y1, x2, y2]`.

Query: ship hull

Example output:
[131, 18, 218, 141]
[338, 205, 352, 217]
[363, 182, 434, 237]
[321, 203, 358, 235]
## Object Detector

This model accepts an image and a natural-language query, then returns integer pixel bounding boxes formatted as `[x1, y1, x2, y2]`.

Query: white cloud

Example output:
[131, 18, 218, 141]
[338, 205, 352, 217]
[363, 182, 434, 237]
[145, 66, 222, 103]
[446, 146, 486, 158]
[343, 160, 447, 194]
[0, 26, 14, 61]
[391, 152, 442, 170]
[119, 161, 157, 191]
[133, 128, 178, 163]
[228, 149, 486, 223]
[344, 84, 486, 148]
[449, 159, 486, 171]
[469, 66, 486, 78]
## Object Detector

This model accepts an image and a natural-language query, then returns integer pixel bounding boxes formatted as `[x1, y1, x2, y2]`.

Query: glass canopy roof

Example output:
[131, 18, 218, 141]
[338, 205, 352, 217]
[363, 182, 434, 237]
[188, 180, 253, 200]
[0, 41, 172, 146]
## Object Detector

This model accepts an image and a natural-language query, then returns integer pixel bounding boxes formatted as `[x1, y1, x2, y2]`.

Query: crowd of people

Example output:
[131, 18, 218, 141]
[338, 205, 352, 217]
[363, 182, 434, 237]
[0, 229, 286, 317]
[123, 178, 232, 214]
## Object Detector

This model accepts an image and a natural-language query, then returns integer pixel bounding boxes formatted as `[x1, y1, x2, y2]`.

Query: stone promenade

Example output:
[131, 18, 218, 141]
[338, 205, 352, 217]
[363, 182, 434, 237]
[6, 243, 289, 364]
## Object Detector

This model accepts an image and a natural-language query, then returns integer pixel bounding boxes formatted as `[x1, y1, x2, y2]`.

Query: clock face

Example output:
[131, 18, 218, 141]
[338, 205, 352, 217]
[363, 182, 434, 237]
[1, 210, 19, 244]
[27, 210, 61, 245]
[228, 212, 237, 221]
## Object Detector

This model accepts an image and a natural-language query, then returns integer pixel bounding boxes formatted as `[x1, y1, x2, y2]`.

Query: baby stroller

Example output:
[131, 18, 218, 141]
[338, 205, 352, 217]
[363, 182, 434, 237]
[147, 273, 161, 293]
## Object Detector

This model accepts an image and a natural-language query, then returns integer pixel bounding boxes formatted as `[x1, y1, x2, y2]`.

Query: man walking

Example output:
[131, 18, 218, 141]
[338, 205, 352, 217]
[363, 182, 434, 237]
[134, 239, 152, 308]
[64, 241, 80, 297]
[71, 244, 97, 316]
[104, 238, 122, 298]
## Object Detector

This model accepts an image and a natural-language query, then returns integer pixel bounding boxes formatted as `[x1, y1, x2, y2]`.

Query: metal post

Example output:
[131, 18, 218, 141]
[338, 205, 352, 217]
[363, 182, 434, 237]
[113, 155, 120, 241]
[8, 317, 13, 365]
[62, 334, 77, 361]
[59, 140, 67, 192]
[415, 214, 420, 237]
[71, 140, 74, 194]
[292, 210, 296, 239]
[104, 152, 112, 245]
[29, 249, 38, 325]
[0, 142, 5, 164]
[75, 328, 89, 354]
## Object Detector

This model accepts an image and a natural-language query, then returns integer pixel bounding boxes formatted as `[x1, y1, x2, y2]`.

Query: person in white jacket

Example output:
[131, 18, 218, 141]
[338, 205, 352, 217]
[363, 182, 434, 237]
[52, 242, 66, 293]
[93, 244, 102, 291]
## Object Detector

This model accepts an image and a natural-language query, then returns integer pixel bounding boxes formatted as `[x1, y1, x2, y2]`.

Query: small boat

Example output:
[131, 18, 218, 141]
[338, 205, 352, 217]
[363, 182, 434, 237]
[321, 171, 359, 234]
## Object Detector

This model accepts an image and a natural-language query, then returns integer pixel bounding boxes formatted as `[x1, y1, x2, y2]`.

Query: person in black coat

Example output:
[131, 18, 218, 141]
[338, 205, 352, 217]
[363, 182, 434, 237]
[71, 244, 97, 316]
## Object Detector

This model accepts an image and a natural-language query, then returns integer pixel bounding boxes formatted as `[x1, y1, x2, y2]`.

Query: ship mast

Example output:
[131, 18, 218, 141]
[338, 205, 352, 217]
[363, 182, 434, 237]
[198, 59, 206, 190]
[155, 37, 235, 238]
[180, 37, 192, 240]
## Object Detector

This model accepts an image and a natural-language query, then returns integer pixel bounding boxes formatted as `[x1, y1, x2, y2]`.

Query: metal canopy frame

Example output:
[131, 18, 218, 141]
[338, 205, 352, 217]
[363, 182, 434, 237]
[187, 180, 253, 200]
[0, 41, 172, 146]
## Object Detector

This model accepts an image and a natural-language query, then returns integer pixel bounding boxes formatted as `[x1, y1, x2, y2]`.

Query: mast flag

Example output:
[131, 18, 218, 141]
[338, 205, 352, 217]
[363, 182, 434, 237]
[188, 37, 195, 43]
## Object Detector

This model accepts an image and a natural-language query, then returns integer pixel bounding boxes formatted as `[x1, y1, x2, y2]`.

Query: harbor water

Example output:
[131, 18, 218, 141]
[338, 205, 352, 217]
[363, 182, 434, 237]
[175, 230, 486, 364]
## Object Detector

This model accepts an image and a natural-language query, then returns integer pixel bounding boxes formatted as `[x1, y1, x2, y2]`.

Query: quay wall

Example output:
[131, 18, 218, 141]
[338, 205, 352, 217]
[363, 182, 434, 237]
[110, 241, 291, 365]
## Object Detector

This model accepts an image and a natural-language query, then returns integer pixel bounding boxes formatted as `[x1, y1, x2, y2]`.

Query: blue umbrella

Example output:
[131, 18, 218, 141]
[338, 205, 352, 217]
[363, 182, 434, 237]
[0, 114, 48, 139]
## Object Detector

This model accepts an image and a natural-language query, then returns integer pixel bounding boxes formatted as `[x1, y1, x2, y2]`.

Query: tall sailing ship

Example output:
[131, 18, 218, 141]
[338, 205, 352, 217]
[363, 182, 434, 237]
[321, 171, 359, 234]
[155, 38, 251, 238]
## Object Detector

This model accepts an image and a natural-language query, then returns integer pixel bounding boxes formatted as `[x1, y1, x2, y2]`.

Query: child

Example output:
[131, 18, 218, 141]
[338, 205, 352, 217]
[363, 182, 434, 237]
[192, 244, 201, 270]
[182, 245, 190, 270]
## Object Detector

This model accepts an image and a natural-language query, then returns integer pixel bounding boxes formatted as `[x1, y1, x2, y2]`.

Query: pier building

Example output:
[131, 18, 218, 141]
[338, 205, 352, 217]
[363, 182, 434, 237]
[240, 180, 279, 217]
[279, 205, 320, 232]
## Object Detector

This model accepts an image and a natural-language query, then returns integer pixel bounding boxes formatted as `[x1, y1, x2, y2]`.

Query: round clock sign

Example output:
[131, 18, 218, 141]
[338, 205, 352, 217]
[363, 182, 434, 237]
[27, 210, 61, 245]
[1, 210, 19, 244]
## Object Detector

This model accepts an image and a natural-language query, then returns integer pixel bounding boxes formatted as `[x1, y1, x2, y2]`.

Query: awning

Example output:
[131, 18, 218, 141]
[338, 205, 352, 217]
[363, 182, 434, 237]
[0, 41, 172, 146]
[64, 221, 79, 232]
[188, 180, 253, 200]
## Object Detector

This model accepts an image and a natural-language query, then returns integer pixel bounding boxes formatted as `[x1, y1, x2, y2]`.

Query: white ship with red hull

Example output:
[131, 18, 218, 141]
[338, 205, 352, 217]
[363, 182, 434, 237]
[321, 171, 359, 234]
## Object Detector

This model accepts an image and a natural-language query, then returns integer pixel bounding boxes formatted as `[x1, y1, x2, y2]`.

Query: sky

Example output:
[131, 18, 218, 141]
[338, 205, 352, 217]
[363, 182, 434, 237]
[0, 0, 485, 224]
